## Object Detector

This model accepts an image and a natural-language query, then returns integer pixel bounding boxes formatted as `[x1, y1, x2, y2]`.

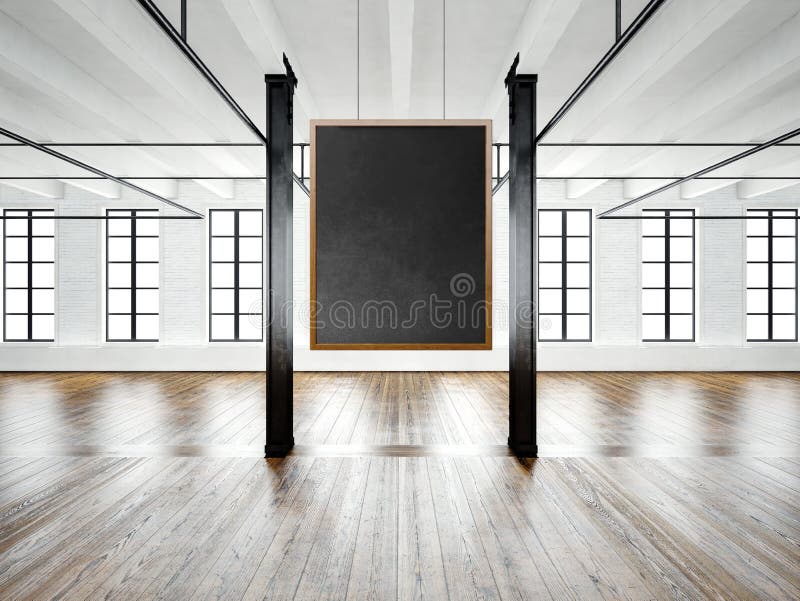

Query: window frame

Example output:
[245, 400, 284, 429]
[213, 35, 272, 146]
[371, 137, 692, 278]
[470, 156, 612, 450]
[208, 208, 264, 343]
[2, 208, 56, 343]
[537, 208, 592, 342]
[745, 208, 798, 343]
[105, 208, 160, 343]
[641, 208, 696, 343]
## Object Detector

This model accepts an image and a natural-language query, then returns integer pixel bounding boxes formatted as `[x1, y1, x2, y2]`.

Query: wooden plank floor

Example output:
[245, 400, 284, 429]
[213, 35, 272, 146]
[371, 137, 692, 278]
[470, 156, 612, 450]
[0, 372, 798, 600]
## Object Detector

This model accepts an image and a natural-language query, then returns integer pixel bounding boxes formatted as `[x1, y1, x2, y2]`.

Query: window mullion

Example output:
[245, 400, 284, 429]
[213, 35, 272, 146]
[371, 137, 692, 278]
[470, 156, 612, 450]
[131, 211, 137, 341]
[561, 210, 567, 341]
[234, 209, 240, 341]
[664, 212, 671, 341]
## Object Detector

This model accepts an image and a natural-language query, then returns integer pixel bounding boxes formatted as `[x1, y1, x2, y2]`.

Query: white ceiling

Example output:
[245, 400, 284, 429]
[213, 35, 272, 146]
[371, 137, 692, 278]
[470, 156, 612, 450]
[0, 0, 798, 203]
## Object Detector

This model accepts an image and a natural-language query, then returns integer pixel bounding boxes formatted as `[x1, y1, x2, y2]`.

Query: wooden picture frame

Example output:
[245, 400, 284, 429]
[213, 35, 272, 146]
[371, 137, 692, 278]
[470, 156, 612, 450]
[309, 119, 492, 350]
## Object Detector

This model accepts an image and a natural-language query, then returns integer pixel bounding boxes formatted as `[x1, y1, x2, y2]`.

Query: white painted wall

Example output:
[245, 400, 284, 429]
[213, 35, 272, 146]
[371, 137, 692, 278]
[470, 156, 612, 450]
[1, 179, 799, 371]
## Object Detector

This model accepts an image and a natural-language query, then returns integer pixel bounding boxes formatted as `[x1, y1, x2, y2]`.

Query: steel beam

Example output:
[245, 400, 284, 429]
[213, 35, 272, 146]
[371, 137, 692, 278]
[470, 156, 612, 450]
[599, 126, 800, 218]
[0, 126, 201, 217]
[536, 0, 665, 142]
[264, 65, 297, 458]
[505, 58, 538, 458]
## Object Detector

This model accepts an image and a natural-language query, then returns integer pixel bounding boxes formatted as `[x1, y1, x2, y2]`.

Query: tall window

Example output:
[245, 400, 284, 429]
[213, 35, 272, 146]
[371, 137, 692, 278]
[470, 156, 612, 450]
[641, 209, 695, 342]
[538, 209, 591, 341]
[105, 209, 159, 342]
[746, 209, 797, 342]
[2, 209, 55, 342]
[209, 209, 263, 341]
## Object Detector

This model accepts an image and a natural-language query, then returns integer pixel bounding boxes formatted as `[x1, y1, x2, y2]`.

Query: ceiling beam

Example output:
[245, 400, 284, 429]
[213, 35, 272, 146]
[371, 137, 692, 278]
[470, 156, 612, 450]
[566, 178, 607, 199]
[738, 179, 800, 198]
[194, 178, 235, 199]
[388, 0, 415, 118]
[0, 179, 63, 199]
[61, 178, 121, 199]
[679, 178, 739, 199]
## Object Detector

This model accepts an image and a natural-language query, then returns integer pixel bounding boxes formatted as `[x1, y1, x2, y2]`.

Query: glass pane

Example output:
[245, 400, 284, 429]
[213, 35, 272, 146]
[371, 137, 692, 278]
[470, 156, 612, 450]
[238, 211, 263, 236]
[32, 289, 54, 313]
[538, 289, 561, 314]
[238, 315, 262, 340]
[108, 264, 132, 288]
[5, 238, 28, 261]
[211, 211, 235, 236]
[670, 289, 693, 314]
[31, 264, 54, 288]
[746, 210, 768, 236]
[211, 289, 235, 313]
[539, 314, 562, 340]
[4, 214, 28, 236]
[641, 237, 664, 262]
[565, 314, 590, 340]
[773, 238, 796, 262]
[538, 211, 562, 236]
[746, 238, 768, 262]
[539, 264, 562, 288]
[641, 263, 665, 288]
[239, 263, 262, 288]
[32, 237, 54, 262]
[538, 238, 562, 262]
[746, 289, 768, 314]
[642, 289, 665, 314]
[4, 315, 28, 340]
[211, 263, 235, 288]
[772, 212, 796, 237]
[773, 289, 796, 314]
[108, 237, 131, 261]
[211, 314, 235, 339]
[108, 289, 131, 314]
[566, 211, 590, 236]
[238, 288, 263, 314]
[32, 315, 54, 340]
[107, 215, 131, 236]
[669, 264, 693, 288]
[566, 237, 590, 262]
[31, 214, 54, 236]
[772, 315, 796, 340]
[566, 263, 590, 288]
[641, 215, 664, 236]
[136, 237, 159, 262]
[107, 314, 131, 340]
[669, 216, 693, 237]
[135, 263, 159, 288]
[746, 315, 768, 340]
[773, 263, 796, 288]
[211, 238, 235, 262]
[566, 289, 590, 314]
[135, 214, 159, 237]
[136, 314, 159, 340]
[669, 315, 693, 340]
[746, 263, 768, 288]
[5, 289, 28, 313]
[642, 315, 665, 340]
[5, 264, 28, 287]
[669, 238, 693, 262]
[239, 238, 262, 262]
[136, 289, 159, 314]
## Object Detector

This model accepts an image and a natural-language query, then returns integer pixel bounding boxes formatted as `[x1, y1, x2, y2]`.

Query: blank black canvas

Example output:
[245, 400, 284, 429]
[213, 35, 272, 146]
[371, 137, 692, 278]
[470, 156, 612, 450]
[313, 123, 489, 346]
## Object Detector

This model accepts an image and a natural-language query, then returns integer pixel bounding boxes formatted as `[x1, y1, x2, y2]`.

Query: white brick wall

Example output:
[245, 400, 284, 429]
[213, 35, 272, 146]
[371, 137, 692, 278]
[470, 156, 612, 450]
[1, 178, 800, 371]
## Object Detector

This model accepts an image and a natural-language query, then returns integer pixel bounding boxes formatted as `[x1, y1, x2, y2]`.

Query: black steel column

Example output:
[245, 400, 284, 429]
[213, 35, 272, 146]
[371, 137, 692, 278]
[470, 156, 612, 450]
[505, 59, 538, 457]
[265, 64, 296, 457]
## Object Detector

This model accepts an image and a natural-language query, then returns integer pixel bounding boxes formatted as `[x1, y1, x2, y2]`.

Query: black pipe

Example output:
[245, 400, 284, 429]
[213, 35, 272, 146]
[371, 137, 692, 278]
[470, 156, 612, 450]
[598, 126, 800, 217]
[536, 0, 665, 142]
[135, 0, 268, 148]
[0, 126, 202, 217]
